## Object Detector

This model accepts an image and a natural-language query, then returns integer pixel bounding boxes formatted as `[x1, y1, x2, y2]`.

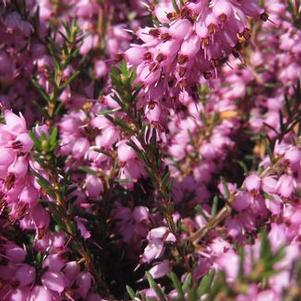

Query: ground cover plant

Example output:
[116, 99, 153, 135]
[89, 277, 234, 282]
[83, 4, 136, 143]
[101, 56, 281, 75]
[1, 0, 301, 300]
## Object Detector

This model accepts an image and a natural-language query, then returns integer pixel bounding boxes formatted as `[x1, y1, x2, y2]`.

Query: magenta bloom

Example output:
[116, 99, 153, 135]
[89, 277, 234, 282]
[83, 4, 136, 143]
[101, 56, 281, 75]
[126, 0, 267, 104]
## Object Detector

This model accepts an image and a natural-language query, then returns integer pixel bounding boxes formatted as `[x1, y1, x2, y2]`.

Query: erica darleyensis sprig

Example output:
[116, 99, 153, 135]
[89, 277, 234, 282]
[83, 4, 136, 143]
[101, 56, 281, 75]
[2, 0, 301, 300]
[125, 0, 268, 98]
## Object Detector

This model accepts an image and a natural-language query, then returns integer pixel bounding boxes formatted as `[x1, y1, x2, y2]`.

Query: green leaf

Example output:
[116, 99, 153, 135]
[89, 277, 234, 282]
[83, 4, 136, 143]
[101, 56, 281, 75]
[209, 272, 227, 299]
[161, 167, 171, 188]
[132, 85, 142, 100]
[140, 293, 147, 301]
[111, 67, 122, 86]
[187, 286, 198, 301]
[78, 166, 98, 176]
[104, 114, 135, 135]
[238, 246, 245, 279]
[168, 272, 185, 301]
[31, 78, 51, 103]
[47, 202, 67, 231]
[59, 70, 80, 90]
[220, 177, 230, 199]
[269, 246, 285, 266]
[126, 285, 137, 300]
[236, 160, 249, 175]
[197, 270, 215, 297]
[260, 230, 272, 261]
[263, 192, 274, 200]
[120, 60, 129, 77]
[211, 196, 219, 217]
[31, 169, 56, 200]
[49, 127, 58, 151]
[46, 38, 61, 71]
[182, 273, 192, 293]
[98, 108, 121, 116]
[114, 178, 133, 185]
[145, 272, 168, 301]
[34, 252, 42, 266]
[172, 0, 180, 13]
[29, 130, 41, 150]
[54, 101, 65, 117]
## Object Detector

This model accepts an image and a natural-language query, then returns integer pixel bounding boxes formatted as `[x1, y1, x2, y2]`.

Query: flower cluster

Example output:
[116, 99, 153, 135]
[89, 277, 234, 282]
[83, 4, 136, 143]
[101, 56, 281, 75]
[126, 0, 267, 96]
[1, 0, 301, 300]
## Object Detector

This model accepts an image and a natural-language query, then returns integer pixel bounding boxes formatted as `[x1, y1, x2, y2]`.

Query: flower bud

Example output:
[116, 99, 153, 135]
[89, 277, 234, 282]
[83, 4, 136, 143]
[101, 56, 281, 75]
[41, 271, 66, 294]
[15, 264, 36, 286]
[169, 19, 193, 40]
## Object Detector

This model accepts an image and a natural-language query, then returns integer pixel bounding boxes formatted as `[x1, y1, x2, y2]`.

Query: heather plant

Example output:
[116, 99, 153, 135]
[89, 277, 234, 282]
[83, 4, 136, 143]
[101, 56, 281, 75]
[0, 0, 301, 300]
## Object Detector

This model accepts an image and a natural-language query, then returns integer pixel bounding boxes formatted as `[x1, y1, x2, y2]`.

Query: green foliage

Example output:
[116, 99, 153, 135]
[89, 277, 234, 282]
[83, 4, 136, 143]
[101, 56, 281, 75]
[126, 231, 287, 301]
[108, 62, 173, 205]
[168, 272, 185, 300]
[211, 195, 219, 216]
[220, 177, 230, 200]
[146, 272, 168, 301]
[288, 0, 301, 29]
[31, 20, 83, 120]
[171, 0, 180, 13]
[126, 285, 137, 300]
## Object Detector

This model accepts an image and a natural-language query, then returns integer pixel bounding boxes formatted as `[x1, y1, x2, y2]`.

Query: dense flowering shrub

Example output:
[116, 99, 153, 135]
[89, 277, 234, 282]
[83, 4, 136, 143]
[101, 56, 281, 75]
[0, 0, 301, 300]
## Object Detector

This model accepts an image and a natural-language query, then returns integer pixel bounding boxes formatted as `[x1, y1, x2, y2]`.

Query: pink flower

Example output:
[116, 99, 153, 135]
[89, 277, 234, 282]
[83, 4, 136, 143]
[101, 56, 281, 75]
[63, 261, 80, 287]
[43, 254, 66, 272]
[232, 191, 252, 212]
[117, 140, 136, 162]
[244, 174, 261, 192]
[143, 227, 176, 263]
[75, 217, 91, 240]
[3, 110, 27, 134]
[126, 0, 267, 104]
[149, 260, 171, 279]
[94, 60, 107, 78]
[169, 19, 193, 40]
[269, 271, 291, 293]
[276, 174, 295, 198]
[19, 186, 39, 205]
[85, 175, 103, 198]
[5, 243, 26, 263]
[9, 288, 30, 301]
[72, 137, 90, 159]
[92, 116, 120, 149]
[284, 147, 301, 171]
[255, 290, 280, 301]
[262, 176, 277, 194]
[15, 264, 36, 286]
[41, 271, 66, 294]
[215, 249, 239, 282]
[30, 286, 54, 301]
[268, 223, 287, 251]
[75, 272, 93, 298]
[132, 206, 149, 223]
[125, 47, 146, 65]
[143, 240, 165, 263]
